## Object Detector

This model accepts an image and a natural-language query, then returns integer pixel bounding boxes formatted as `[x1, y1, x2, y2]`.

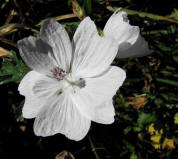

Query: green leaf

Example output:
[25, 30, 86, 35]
[169, 9, 178, 20]
[137, 112, 156, 127]
[124, 126, 132, 134]
[84, 0, 92, 14]
[11, 100, 24, 122]
[133, 126, 142, 132]
[0, 23, 15, 30]
[155, 78, 178, 87]
[157, 44, 171, 52]
[0, 51, 30, 84]
[123, 140, 135, 152]
[165, 104, 178, 109]
[154, 98, 163, 108]
[130, 153, 138, 159]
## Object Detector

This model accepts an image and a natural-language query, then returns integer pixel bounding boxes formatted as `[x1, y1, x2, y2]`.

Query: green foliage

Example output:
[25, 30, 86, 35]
[174, 113, 178, 124]
[130, 153, 138, 159]
[123, 140, 135, 153]
[134, 112, 156, 132]
[0, 23, 15, 30]
[165, 103, 178, 109]
[0, 51, 30, 84]
[12, 102, 24, 122]
[138, 112, 156, 126]
[124, 126, 132, 135]
[84, 0, 92, 14]
[169, 9, 178, 20]
[155, 78, 178, 86]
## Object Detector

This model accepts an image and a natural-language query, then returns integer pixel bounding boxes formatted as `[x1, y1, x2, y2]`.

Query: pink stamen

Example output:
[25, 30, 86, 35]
[52, 66, 66, 80]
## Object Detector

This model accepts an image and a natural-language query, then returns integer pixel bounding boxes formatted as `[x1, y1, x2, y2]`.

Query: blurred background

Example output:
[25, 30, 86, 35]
[0, 0, 177, 159]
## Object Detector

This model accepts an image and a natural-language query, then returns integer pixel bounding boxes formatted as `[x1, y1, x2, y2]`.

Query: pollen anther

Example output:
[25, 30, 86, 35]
[52, 66, 66, 80]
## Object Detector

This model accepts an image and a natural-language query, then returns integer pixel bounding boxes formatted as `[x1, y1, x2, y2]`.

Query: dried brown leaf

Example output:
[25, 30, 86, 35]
[55, 150, 74, 159]
[37, 14, 76, 27]
[0, 23, 21, 36]
[142, 73, 153, 92]
[72, 0, 85, 20]
[19, 125, 26, 132]
[0, 47, 10, 57]
[127, 97, 147, 111]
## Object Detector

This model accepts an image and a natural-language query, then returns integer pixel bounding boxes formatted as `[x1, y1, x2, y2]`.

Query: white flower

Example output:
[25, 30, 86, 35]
[104, 11, 152, 58]
[17, 17, 126, 141]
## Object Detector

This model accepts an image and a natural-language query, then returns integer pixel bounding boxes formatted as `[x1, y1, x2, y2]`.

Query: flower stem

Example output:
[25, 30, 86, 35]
[107, 6, 178, 24]
[88, 136, 100, 159]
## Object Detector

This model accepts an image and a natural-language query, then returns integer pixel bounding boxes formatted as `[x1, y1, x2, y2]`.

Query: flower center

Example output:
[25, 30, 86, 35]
[64, 76, 86, 88]
[52, 66, 66, 80]
[52, 66, 85, 94]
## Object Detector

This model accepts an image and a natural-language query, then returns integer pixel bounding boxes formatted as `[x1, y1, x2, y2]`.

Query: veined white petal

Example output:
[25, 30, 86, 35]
[40, 19, 72, 72]
[22, 94, 46, 119]
[72, 17, 118, 78]
[104, 11, 152, 58]
[18, 71, 47, 118]
[17, 36, 56, 75]
[72, 97, 115, 124]
[71, 66, 126, 123]
[104, 11, 139, 45]
[32, 74, 64, 100]
[34, 92, 91, 141]
[93, 100, 115, 124]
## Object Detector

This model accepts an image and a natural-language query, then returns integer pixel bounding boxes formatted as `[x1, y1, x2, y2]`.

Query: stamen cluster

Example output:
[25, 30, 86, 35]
[52, 66, 66, 80]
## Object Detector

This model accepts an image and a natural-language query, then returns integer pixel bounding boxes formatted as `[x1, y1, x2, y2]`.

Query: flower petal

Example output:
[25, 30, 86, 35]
[17, 36, 56, 75]
[34, 92, 91, 141]
[22, 94, 45, 119]
[118, 34, 152, 58]
[32, 74, 64, 100]
[72, 98, 115, 124]
[72, 17, 118, 78]
[18, 71, 47, 118]
[93, 100, 115, 124]
[104, 11, 152, 58]
[40, 19, 72, 71]
[71, 66, 126, 123]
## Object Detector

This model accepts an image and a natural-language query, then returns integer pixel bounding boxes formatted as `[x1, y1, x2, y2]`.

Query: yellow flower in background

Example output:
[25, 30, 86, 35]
[155, 129, 163, 135]
[148, 123, 155, 135]
[174, 113, 178, 124]
[149, 126, 162, 150]
[152, 143, 161, 149]
[148, 123, 163, 136]
[148, 123, 177, 150]
[151, 134, 162, 143]
[162, 138, 175, 149]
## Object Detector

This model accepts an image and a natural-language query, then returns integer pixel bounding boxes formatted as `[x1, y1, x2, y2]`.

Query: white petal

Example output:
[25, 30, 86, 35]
[104, 11, 152, 58]
[34, 93, 91, 141]
[71, 66, 126, 123]
[40, 19, 72, 71]
[17, 36, 56, 75]
[72, 98, 115, 124]
[72, 17, 118, 78]
[118, 34, 152, 58]
[32, 74, 64, 100]
[22, 94, 46, 119]
[18, 71, 47, 118]
[94, 100, 115, 124]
